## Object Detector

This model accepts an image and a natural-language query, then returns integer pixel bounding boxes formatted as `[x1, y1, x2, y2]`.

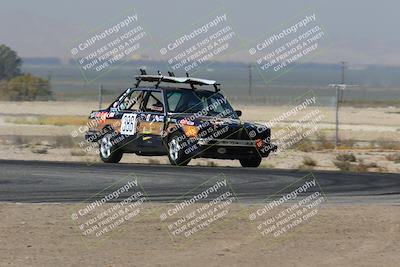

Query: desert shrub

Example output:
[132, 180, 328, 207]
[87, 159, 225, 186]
[366, 162, 378, 168]
[385, 153, 400, 163]
[333, 160, 351, 171]
[297, 138, 314, 152]
[31, 147, 48, 154]
[353, 162, 369, 172]
[70, 149, 86, 156]
[341, 139, 356, 148]
[147, 158, 161, 165]
[303, 156, 316, 166]
[336, 153, 356, 162]
[353, 161, 377, 172]
[315, 132, 335, 149]
[54, 136, 75, 148]
[206, 161, 218, 167]
[10, 135, 24, 146]
[334, 158, 377, 172]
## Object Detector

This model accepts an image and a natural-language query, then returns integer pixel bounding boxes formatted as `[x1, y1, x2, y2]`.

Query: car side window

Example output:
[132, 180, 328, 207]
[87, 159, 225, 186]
[118, 90, 145, 111]
[166, 92, 182, 112]
[143, 91, 164, 113]
[208, 96, 225, 114]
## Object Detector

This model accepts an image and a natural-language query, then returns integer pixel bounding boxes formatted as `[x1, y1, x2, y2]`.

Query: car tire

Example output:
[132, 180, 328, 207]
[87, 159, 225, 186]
[99, 132, 123, 163]
[167, 133, 191, 166]
[239, 155, 262, 167]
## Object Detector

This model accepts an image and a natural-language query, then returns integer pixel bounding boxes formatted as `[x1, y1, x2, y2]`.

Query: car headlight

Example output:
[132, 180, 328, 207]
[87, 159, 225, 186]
[183, 125, 199, 138]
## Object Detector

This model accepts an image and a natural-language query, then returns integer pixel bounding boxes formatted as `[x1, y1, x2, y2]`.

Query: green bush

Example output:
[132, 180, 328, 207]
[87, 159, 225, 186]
[0, 73, 53, 101]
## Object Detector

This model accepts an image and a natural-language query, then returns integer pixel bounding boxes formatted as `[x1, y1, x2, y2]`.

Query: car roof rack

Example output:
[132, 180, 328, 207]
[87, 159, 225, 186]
[134, 69, 220, 92]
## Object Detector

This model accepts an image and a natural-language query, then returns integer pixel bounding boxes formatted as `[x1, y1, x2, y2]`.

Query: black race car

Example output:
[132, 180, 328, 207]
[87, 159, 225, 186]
[85, 70, 276, 167]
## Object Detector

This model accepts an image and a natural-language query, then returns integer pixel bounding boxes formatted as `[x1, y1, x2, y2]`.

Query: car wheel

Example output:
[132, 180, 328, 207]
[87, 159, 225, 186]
[167, 133, 191, 166]
[99, 132, 123, 163]
[239, 155, 262, 167]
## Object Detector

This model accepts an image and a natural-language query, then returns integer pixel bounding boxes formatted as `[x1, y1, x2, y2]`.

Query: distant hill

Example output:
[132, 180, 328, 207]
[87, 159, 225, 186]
[21, 59, 400, 104]
[22, 57, 62, 65]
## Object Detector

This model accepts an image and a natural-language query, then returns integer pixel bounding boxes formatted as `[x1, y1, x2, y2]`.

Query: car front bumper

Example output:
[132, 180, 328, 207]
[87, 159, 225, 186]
[195, 138, 277, 158]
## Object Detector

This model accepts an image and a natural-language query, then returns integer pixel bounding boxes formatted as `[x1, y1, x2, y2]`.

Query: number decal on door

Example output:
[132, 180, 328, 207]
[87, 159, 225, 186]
[121, 114, 137, 135]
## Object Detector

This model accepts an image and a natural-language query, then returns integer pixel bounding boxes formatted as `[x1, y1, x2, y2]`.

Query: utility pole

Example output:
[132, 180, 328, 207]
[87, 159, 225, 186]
[335, 85, 340, 148]
[98, 84, 103, 109]
[339, 61, 347, 103]
[329, 83, 345, 148]
[47, 71, 54, 100]
[330, 61, 358, 149]
[248, 63, 252, 101]
[341, 61, 346, 84]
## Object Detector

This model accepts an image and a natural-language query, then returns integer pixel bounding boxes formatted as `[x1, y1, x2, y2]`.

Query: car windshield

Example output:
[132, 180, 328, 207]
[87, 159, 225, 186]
[166, 89, 237, 118]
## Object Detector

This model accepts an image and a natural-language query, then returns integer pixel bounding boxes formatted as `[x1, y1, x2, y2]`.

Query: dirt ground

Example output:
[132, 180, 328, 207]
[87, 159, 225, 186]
[0, 101, 399, 172]
[0, 203, 399, 267]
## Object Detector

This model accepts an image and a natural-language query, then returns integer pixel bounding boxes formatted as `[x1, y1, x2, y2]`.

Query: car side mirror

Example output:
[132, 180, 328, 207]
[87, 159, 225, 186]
[235, 110, 242, 117]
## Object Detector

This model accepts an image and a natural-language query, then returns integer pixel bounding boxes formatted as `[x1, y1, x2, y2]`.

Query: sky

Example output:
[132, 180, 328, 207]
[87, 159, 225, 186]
[0, 0, 398, 65]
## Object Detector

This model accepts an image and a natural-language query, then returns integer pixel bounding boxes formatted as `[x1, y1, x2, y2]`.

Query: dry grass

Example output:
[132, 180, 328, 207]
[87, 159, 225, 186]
[296, 138, 315, 152]
[296, 133, 335, 152]
[372, 141, 400, 150]
[5, 115, 87, 126]
[147, 158, 161, 165]
[70, 149, 86, 157]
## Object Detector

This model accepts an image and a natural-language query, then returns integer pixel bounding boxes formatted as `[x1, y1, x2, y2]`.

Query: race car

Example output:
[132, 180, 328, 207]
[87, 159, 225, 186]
[85, 70, 277, 167]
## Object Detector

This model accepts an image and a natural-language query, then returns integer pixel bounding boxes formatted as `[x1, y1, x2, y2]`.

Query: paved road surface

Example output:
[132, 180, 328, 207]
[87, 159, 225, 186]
[0, 160, 399, 204]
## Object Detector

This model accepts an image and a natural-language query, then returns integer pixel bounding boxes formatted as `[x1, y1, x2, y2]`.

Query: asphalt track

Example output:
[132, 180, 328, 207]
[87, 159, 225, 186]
[0, 159, 399, 204]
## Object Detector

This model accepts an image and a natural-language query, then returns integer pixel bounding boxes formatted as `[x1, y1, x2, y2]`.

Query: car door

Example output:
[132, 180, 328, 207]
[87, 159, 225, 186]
[114, 88, 146, 152]
[135, 90, 167, 154]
